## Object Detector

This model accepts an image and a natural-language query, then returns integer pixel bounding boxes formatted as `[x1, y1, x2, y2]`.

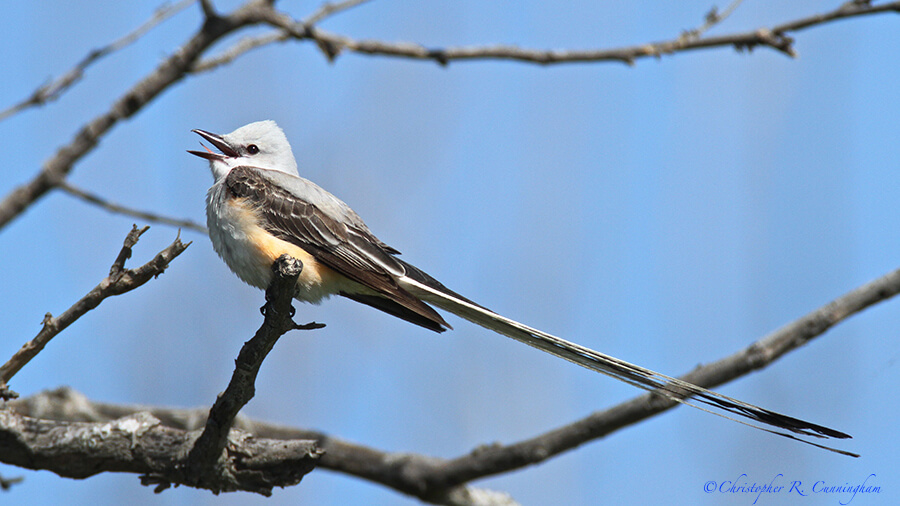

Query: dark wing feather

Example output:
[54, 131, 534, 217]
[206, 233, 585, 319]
[225, 166, 450, 332]
[340, 292, 447, 332]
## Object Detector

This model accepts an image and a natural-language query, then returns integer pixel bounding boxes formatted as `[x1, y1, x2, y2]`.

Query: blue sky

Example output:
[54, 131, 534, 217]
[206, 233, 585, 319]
[2, 1, 898, 504]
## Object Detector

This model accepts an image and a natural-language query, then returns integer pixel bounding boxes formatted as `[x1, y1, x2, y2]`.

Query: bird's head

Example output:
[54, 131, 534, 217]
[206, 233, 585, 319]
[188, 120, 299, 180]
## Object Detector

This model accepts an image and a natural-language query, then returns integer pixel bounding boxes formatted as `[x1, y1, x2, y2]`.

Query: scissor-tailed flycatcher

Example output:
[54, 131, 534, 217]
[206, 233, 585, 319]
[190, 120, 854, 455]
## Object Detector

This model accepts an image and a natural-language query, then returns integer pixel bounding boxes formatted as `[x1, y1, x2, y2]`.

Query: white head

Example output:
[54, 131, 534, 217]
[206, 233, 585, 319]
[188, 120, 299, 180]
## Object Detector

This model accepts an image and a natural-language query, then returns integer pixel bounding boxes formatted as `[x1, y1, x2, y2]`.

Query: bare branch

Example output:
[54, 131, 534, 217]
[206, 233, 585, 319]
[192, 0, 373, 73]
[191, 31, 289, 72]
[191, 1, 900, 76]
[0, 0, 196, 122]
[0, 0, 277, 232]
[0, 226, 190, 398]
[0, 409, 321, 495]
[302, 0, 373, 26]
[678, 0, 745, 44]
[8, 267, 899, 501]
[199, 0, 217, 19]
[258, 0, 900, 64]
[0, 474, 24, 491]
[178, 254, 324, 493]
[57, 180, 207, 234]
[5, 1, 899, 233]
[0, 255, 324, 496]
[9, 387, 511, 505]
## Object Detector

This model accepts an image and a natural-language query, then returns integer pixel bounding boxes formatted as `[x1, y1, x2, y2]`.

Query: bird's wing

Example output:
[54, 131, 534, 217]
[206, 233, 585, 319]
[224, 165, 450, 331]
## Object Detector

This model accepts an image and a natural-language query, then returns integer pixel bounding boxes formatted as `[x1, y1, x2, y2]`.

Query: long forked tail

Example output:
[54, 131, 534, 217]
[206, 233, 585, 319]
[398, 276, 856, 457]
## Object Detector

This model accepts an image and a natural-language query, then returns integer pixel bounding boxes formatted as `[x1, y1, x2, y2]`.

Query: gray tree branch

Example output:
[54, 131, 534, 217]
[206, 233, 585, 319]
[178, 254, 325, 493]
[0, 225, 190, 399]
[3, 1, 898, 232]
[5, 266, 899, 502]
[258, 0, 900, 65]
[57, 181, 207, 234]
[0, 408, 321, 496]
[0, 0, 197, 122]
[0, 0, 277, 231]
[0, 254, 323, 496]
[1, 0, 898, 503]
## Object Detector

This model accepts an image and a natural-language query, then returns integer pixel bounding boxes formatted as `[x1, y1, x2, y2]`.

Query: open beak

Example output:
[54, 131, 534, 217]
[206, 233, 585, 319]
[188, 129, 240, 160]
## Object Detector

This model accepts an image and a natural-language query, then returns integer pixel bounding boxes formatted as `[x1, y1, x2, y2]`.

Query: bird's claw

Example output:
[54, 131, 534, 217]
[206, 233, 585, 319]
[259, 302, 295, 318]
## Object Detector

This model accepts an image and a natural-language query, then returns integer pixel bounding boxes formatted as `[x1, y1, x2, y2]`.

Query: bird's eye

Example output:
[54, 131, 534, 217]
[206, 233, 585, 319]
[247, 144, 259, 155]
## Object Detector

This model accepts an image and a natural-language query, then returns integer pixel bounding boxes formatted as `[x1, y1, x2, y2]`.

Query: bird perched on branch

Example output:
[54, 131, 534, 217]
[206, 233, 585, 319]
[190, 120, 854, 456]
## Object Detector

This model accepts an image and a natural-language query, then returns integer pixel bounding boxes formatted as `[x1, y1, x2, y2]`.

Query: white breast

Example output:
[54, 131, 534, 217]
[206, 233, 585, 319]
[205, 182, 355, 303]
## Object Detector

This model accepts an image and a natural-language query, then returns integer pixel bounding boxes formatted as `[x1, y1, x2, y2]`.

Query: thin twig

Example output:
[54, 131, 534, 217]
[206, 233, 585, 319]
[0, 0, 196, 122]
[302, 0, 372, 26]
[192, 0, 373, 72]
[5, 2, 900, 231]
[57, 180, 207, 234]
[0, 226, 190, 398]
[678, 0, 745, 44]
[187, 1, 900, 74]
[0, 0, 276, 232]
[192, 31, 289, 72]
[0, 474, 24, 491]
[199, 0, 216, 19]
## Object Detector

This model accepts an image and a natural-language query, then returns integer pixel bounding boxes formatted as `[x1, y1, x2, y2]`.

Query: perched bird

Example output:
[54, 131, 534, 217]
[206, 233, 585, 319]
[190, 120, 853, 455]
